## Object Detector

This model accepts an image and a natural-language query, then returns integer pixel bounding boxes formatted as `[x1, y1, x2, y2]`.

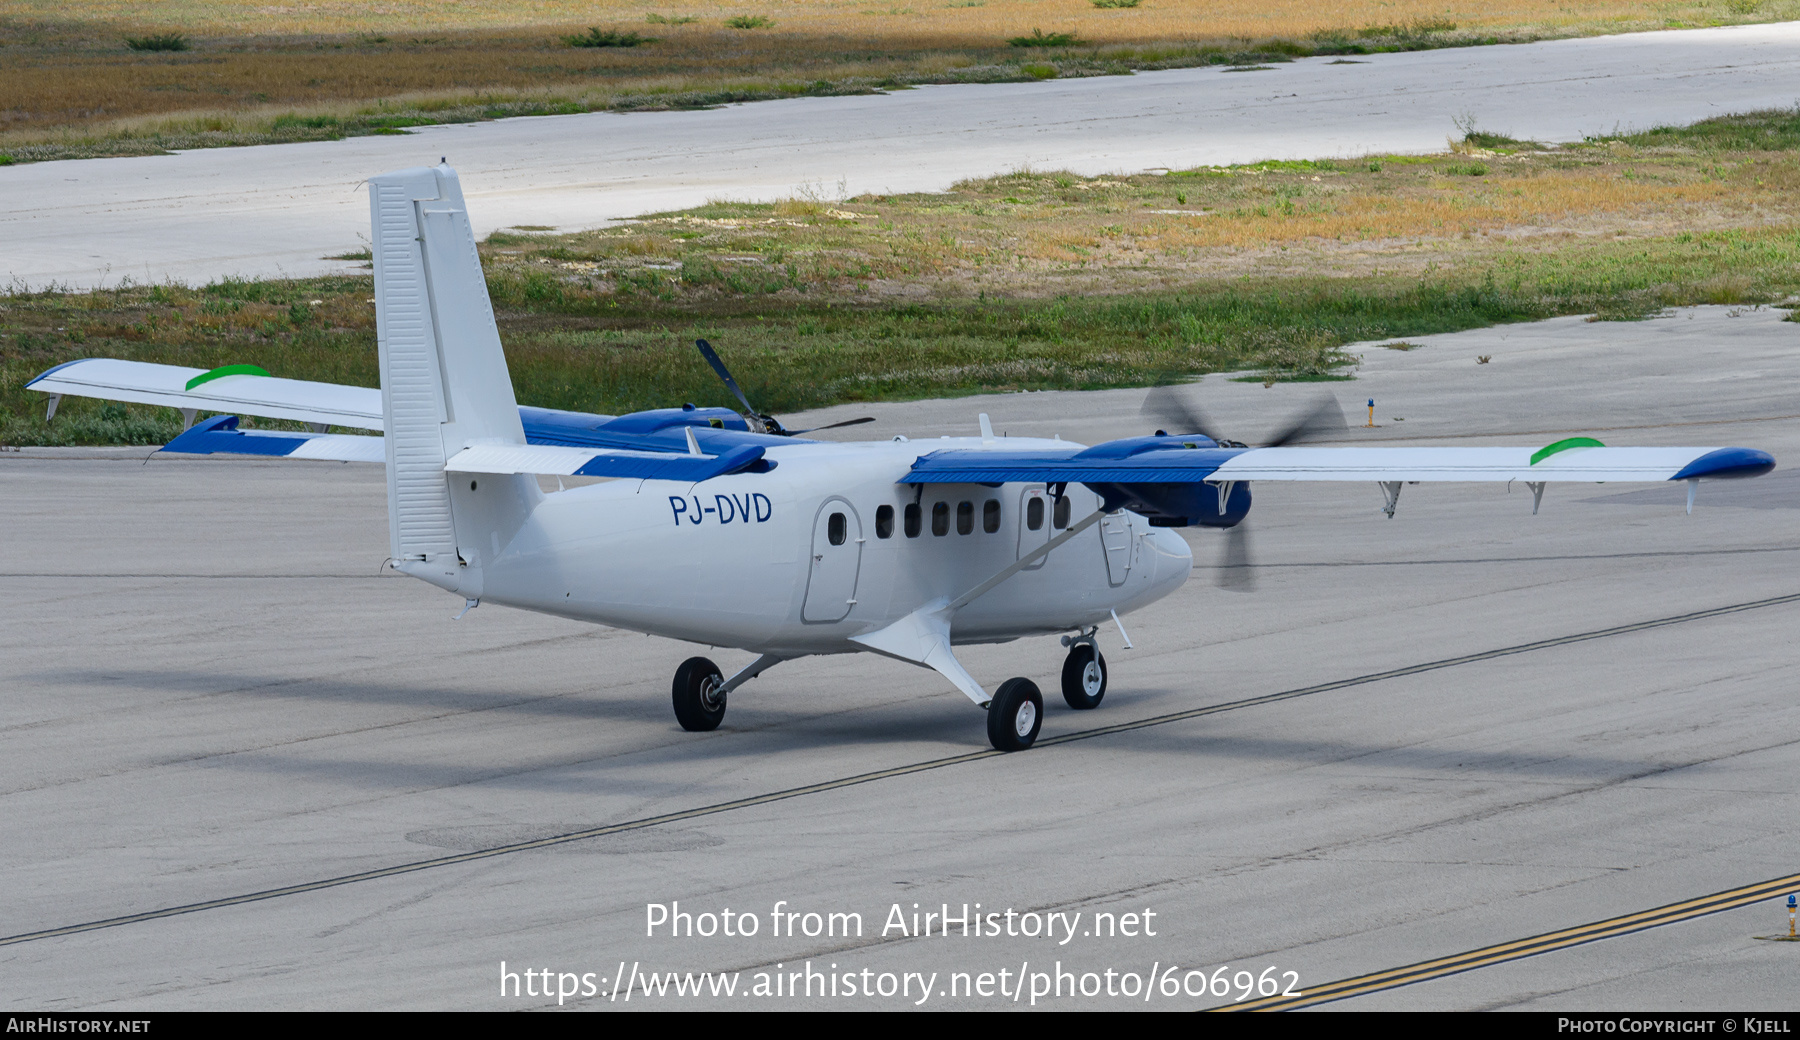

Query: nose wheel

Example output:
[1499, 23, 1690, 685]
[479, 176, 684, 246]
[1060, 643, 1107, 710]
[986, 677, 1043, 751]
[672, 656, 727, 731]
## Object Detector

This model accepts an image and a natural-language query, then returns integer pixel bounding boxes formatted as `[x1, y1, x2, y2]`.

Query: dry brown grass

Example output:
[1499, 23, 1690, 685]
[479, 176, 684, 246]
[3, 0, 1796, 157]
[11, 113, 1800, 443]
[472, 129, 1800, 300]
[0, 0, 1747, 40]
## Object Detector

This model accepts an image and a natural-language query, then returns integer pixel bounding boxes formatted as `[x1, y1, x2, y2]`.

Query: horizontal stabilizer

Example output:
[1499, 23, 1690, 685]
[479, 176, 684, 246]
[444, 443, 767, 481]
[28, 359, 383, 431]
[160, 415, 385, 462]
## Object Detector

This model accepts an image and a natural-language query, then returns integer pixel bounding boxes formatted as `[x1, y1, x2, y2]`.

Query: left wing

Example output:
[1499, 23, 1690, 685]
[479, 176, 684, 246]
[28, 359, 383, 430]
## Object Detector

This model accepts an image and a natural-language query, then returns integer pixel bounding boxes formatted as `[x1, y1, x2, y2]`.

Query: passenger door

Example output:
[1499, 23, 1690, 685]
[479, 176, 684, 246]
[803, 498, 863, 622]
[1016, 485, 1050, 569]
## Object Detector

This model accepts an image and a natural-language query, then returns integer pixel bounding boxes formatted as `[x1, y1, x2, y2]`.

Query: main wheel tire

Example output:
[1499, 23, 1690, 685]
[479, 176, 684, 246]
[672, 656, 727, 731]
[986, 677, 1043, 752]
[1060, 644, 1108, 710]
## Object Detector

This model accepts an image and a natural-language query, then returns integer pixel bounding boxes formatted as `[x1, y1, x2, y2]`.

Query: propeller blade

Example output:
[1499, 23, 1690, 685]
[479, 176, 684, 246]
[1265, 395, 1347, 448]
[1141, 385, 1219, 441]
[1216, 523, 1255, 591]
[792, 416, 876, 435]
[694, 339, 760, 420]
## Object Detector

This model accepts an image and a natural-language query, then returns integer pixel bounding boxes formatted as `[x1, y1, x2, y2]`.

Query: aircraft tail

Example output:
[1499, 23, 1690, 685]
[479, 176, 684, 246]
[369, 163, 538, 597]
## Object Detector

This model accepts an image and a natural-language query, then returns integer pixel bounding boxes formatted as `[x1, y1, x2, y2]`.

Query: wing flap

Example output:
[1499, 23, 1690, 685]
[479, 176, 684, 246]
[159, 415, 385, 462]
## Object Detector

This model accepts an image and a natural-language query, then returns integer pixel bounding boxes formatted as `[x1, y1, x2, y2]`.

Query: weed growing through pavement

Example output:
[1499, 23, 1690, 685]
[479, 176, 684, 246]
[1009, 29, 1079, 46]
[123, 32, 188, 51]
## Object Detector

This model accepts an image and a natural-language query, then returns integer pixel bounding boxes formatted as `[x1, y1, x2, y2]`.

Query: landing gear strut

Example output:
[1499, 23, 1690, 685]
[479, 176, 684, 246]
[986, 677, 1043, 751]
[672, 656, 727, 731]
[1060, 642, 1108, 710]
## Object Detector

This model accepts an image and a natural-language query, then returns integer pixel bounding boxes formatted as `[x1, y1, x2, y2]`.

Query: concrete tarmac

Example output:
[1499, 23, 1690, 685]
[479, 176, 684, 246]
[6, 21, 1800, 291]
[1, 305, 1796, 1010]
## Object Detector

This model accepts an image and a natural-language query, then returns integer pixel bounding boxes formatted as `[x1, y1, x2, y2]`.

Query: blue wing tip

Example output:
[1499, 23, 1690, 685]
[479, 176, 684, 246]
[25, 358, 96, 388]
[1670, 447, 1776, 481]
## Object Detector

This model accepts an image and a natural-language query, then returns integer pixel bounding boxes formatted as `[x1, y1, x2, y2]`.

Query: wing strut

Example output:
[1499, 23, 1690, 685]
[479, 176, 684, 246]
[1380, 481, 1402, 519]
[948, 508, 1106, 611]
[852, 508, 1107, 707]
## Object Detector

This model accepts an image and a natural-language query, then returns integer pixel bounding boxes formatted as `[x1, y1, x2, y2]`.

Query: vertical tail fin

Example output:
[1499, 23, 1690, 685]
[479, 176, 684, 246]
[370, 163, 535, 595]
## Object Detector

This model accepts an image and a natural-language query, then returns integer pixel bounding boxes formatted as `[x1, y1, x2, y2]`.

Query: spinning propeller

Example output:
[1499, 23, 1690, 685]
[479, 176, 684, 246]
[695, 339, 875, 437]
[1139, 387, 1348, 591]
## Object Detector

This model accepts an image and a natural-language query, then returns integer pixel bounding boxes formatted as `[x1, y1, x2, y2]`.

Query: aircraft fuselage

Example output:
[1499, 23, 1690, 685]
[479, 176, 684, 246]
[472, 437, 1194, 655]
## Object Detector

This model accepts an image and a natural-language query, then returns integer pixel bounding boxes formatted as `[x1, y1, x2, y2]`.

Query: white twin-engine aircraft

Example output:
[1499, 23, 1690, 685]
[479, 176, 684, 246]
[28, 164, 1777, 751]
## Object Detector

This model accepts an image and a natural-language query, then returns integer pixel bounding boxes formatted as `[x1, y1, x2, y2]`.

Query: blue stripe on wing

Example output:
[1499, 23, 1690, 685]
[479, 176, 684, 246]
[571, 445, 769, 481]
[898, 445, 1245, 485]
[161, 415, 310, 456]
[900, 443, 1253, 527]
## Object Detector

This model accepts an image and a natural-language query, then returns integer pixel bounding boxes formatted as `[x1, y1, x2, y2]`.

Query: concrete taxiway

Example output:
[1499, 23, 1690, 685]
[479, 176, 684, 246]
[7, 20, 1800, 291]
[2, 305, 1796, 1009]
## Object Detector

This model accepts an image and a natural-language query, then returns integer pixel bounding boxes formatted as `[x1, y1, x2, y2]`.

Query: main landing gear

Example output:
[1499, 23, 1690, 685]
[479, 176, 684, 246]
[986, 678, 1043, 752]
[672, 656, 727, 731]
[671, 638, 1107, 752]
[983, 633, 1110, 752]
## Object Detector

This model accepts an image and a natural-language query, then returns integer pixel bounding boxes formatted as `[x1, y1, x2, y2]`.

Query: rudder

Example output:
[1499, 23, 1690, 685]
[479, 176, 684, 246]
[370, 163, 535, 596]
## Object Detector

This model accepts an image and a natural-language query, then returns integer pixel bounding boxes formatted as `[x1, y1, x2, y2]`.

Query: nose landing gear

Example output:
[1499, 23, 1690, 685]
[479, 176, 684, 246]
[1060, 643, 1108, 710]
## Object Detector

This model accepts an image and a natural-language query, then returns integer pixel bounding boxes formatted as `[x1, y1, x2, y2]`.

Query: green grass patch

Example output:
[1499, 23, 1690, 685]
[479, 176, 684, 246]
[725, 15, 774, 28]
[8, 225, 1800, 445]
[1009, 29, 1080, 47]
[1463, 131, 1541, 151]
[123, 33, 188, 52]
[1596, 106, 1800, 152]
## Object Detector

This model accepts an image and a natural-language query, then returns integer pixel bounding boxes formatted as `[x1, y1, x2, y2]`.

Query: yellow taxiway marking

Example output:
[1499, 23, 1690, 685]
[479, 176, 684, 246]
[1218, 871, 1800, 1011]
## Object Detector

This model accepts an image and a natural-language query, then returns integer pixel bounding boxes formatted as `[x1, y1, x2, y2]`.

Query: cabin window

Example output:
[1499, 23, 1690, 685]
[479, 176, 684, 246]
[956, 501, 974, 535]
[1026, 497, 1044, 531]
[875, 505, 894, 539]
[828, 512, 847, 546]
[983, 499, 1000, 534]
[1053, 495, 1071, 529]
[905, 503, 922, 538]
[931, 501, 949, 537]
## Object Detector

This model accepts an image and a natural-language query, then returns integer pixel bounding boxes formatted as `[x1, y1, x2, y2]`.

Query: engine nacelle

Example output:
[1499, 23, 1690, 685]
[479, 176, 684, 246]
[1087, 480, 1251, 528]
